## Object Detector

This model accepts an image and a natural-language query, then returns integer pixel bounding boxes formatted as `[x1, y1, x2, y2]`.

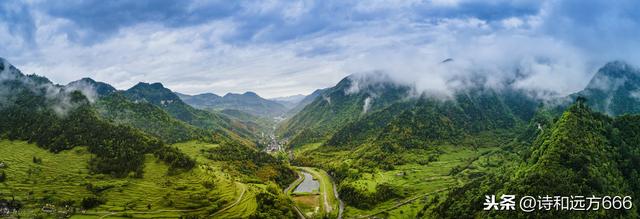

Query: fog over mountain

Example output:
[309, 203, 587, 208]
[2, 1, 640, 98]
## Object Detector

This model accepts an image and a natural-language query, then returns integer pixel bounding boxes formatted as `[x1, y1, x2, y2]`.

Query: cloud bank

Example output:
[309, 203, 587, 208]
[1, 0, 639, 98]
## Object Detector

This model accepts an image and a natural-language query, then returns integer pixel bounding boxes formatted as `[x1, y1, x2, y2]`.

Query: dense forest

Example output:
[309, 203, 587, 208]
[203, 141, 296, 188]
[422, 100, 640, 218]
[0, 70, 195, 177]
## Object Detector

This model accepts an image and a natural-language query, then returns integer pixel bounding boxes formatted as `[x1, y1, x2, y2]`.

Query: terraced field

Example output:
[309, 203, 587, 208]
[344, 146, 497, 218]
[293, 142, 501, 218]
[0, 140, 252, 218]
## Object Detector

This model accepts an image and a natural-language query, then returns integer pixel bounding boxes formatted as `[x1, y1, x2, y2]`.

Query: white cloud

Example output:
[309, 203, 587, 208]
[1, 0, 638, 99]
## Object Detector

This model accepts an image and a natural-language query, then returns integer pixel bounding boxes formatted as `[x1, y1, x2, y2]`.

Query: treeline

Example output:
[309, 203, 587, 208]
[250, 183, 296, 219]
[0, 84, 194, 177]
[339, 182, 404, 209]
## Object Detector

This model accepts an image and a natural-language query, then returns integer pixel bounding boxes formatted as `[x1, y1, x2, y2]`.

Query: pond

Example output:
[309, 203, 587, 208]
[294, 171, 320, 193]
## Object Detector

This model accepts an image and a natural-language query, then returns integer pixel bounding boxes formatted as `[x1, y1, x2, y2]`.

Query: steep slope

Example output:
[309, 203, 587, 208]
[280, 72, 538, 149]
[66, 77, 117, 97]
[124, 83, 257, 145]
[0, 58, 194, 177]
[426, 100, 640, 218]
[277, 74, 412, 148]
[284, 88, 327, 117]
[367, 88, 532, 152]
[574, 61, 640, 115]
[95, 93, 207, 144]
[177, 91, 288, 118]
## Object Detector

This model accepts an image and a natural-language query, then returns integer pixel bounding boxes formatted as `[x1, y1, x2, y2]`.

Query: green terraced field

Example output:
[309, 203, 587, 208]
[294, 142, 501, 218]
[345, 146, 497, 218]
[0, 140, 255, 218]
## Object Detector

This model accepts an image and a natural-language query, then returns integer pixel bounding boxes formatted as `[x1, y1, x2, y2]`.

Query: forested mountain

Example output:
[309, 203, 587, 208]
[0, 58, 299, 218]
[0, 58, 195, 177]
[286, 61, 640, 218]
[4, 54, 640, 218]
[66, 78, 117, 97]
[124, 82, 258, 145]
[573, 61, 640, 115]
[425, 100, 640, 218]
[94, 93, 207, 144]
[327, 87, 538, 151]
[277, 74, 412, 147]
[277, 71, 541, 149]
[177, 91, 288, 118]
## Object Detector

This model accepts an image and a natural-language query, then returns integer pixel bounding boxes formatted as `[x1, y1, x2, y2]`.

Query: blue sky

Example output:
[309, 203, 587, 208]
[1, 0, 639, 98]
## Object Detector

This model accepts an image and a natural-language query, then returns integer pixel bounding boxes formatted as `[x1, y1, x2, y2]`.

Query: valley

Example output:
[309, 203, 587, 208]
[1, 57, 640, 219]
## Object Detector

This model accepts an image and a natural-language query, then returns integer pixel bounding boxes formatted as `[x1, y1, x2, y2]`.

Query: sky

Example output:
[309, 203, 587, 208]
[1, 0, 639, 98]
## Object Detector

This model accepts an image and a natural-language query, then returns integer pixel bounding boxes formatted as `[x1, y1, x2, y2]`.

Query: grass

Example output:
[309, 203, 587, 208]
[0, 140, 261, 218]
[352, 145, 498, 218]
[293, 195, 320, 217]
[295, 141, 501, 218]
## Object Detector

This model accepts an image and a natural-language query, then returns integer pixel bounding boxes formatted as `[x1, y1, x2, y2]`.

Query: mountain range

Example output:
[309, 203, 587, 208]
[176, 91, 290, 118]
[2, 56, 640, 218]
[277, 60, 640, 217]
[0, 57, 298, 218]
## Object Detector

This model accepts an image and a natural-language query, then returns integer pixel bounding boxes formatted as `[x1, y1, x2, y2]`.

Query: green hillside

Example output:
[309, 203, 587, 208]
[277, 74, 412, 147]
[424, 100, 640, 218]
[123, 82, 258, 146]
[95, 93, 206, 144]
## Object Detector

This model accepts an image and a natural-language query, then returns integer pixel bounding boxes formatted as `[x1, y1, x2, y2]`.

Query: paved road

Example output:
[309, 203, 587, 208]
[285, 171, 305, 194]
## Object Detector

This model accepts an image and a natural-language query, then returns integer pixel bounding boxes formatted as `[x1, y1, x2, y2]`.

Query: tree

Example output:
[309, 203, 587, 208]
[0, 171, 6, 182]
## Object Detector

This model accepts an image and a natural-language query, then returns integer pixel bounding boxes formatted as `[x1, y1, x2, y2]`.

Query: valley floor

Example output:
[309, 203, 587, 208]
[293, 142, 504, 218]
[287, 166, 343, 218]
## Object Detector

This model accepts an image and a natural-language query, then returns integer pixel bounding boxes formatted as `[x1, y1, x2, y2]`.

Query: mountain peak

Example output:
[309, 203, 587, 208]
[242, 91, 259, 98]
[135, 82, 166, 89]
[597, 60, 638, 78]
[0, 57, 23, 79]
[67, 77, 117, 96]
[125, 82, 183, 105]
[578, 61, 640, 115]
[78, 77, 97, 83]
